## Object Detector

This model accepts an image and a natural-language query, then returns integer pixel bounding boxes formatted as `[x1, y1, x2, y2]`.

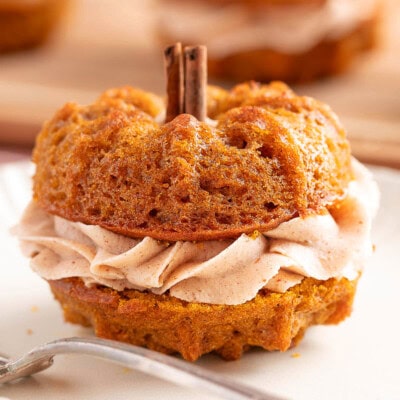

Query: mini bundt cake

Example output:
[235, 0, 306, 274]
[15, 80, 378, 361]
[32, 82, 352, 241]
[157, 0, 381, 82]
[0, 0, 68, 53]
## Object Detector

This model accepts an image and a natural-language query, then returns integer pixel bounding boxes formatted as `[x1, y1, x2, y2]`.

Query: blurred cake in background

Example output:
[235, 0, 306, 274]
[158, 0, 381, 82]
[0, 0, 68, 53]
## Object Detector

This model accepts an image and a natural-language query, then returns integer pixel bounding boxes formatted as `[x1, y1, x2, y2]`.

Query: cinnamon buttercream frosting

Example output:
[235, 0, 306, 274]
[14, 158, 379, 305]
[160, 0, 379, 55]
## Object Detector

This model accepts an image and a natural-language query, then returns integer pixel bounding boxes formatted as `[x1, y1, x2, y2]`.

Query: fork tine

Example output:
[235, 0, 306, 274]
[0, 353, 9, 365]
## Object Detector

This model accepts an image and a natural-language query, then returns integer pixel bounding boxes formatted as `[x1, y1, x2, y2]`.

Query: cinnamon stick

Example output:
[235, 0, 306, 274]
[184, 45, 207, 121]
[164, 43, 184, 123]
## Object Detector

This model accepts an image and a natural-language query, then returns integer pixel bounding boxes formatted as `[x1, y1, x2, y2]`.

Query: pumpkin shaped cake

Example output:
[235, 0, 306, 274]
[14, 45, 379, 361]
[158, 0, 381, 82]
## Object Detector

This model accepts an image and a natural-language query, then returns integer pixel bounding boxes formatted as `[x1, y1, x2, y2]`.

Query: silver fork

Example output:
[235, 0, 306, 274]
[0, 337, 285, 400]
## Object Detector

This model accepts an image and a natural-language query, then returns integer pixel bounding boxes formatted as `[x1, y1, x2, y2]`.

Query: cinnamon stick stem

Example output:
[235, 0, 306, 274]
[184, 45, 207, 121]
[164, 43, 184, 123]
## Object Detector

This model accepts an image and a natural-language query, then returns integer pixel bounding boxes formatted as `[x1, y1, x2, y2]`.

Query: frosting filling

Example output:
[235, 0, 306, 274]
[159, 0, 379, 55]
[14, 158, 379, 305]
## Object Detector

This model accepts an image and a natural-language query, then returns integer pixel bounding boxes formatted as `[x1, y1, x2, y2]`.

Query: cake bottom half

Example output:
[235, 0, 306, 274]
[48, 276, 357, 361]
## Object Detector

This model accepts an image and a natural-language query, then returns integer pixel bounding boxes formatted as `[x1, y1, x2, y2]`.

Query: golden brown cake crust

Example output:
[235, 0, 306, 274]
[49, 276, 357, 361]
[33, 82, 352, 241]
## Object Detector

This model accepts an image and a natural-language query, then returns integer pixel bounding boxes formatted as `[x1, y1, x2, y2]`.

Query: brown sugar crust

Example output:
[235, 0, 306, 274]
[207, 14, 379, 83]
[0, 0, 67, 53]
[33, 82, 352, 241]
[48, 276, 357, 361]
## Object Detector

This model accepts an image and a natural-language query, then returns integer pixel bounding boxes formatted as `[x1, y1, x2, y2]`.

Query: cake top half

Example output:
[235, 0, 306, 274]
[32, 81, 352, 241]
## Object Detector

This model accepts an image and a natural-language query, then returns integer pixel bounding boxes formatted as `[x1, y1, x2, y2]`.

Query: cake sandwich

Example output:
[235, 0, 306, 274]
[158, 0, 381, 82]
[14, 44, 379, 361]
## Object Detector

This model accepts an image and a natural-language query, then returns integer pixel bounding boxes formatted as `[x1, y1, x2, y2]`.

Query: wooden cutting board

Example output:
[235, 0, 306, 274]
[0, 0, 399, 167]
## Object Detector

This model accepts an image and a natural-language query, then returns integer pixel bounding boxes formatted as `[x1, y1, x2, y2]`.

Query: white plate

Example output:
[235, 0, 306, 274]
[0, 161, 399, 400]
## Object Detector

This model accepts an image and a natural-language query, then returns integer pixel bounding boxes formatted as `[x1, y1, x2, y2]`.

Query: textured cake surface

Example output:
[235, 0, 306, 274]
[49, 276, 357, 361]
[33, 82, 352, 241]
